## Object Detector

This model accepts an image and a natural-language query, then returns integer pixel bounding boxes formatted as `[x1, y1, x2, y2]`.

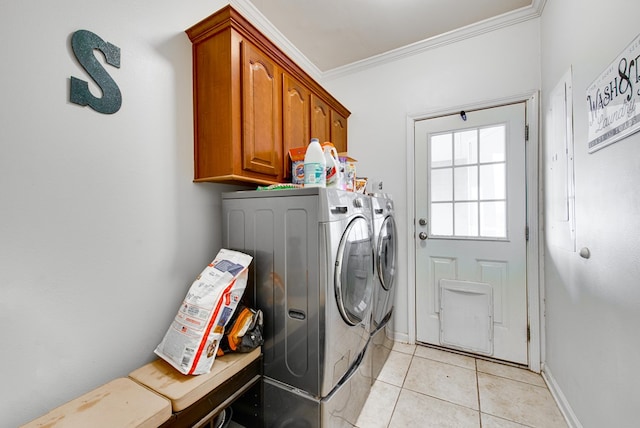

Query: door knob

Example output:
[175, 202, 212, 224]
[419, 232, 428, 240]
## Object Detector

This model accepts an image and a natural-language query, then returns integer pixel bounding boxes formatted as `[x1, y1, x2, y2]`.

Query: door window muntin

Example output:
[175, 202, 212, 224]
[428, 123, 509, 240]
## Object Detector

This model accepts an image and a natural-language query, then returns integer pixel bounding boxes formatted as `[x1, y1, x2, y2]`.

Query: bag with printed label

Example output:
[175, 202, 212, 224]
[154, 249, 253, 375]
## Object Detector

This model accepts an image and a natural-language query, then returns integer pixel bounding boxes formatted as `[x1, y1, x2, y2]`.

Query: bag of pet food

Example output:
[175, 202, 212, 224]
[155, 249, 253, 375]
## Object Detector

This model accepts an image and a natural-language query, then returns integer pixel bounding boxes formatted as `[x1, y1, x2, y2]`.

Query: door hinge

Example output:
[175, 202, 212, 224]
[525, 124, 529, 141]
[527, 325, 531, 342]
[525, 225, 529, 241]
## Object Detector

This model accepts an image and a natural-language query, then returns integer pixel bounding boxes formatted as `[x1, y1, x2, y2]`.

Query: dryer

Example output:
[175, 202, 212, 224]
[222, 188, 374, 427]
[370, 194, 398, 382]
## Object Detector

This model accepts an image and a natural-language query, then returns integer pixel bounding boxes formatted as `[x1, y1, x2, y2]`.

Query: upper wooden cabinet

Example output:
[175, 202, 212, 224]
[309, 95, 348, 153]
[186, 6, 350, 185]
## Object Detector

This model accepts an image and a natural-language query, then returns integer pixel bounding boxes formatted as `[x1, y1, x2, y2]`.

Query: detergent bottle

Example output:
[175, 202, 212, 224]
[303, 138, 326, 187]
[323, 143, 341, 188]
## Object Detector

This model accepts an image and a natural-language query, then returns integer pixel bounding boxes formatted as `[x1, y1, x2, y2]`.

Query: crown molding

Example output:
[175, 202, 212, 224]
[228, 0, 547, 82]
[229, 0, 322, 80]
[323, 0, 547, 81]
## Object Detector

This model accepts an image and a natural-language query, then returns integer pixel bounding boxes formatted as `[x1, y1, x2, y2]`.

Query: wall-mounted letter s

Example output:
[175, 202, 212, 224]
[70, 30, 122, 114]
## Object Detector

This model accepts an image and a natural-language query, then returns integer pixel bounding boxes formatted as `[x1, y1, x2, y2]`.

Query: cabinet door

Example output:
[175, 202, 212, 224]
[242, 41, 282, 177]
[311, 94, 330, 143]
[282, 73, 310, 178]
[330, 110, 348, 153]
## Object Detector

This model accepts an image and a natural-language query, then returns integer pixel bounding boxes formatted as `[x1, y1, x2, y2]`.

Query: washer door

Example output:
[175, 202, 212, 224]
[335, 216, 374, 326]
[377, 215, 397, 291]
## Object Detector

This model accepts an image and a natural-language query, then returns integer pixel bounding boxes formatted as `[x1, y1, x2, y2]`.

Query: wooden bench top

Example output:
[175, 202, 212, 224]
[128, 347, 261, 412]
[20, 377, 172, 428]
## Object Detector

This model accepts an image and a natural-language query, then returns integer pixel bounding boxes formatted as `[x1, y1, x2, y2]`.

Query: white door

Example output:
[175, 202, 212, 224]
[414, 102, 528, 364]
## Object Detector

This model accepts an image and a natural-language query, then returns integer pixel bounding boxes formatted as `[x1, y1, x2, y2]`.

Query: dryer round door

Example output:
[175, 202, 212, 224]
[335, 216, 374, 326]
[377, 215, 397, 291]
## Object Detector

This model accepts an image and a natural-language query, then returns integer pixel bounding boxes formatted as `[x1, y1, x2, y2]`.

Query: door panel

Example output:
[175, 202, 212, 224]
[311, 94, 330, 142]
[330, 109, 348, 153]
[241, 41, 281, 177]
[415, 102, 528, 364]
[282, 73, 310, 179]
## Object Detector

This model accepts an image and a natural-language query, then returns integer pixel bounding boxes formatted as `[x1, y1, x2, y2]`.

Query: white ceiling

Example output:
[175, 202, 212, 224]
[243, 0, 537, 73]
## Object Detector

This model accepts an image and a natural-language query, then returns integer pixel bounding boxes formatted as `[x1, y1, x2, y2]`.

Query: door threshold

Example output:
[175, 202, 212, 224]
[415, 342, 529, 370]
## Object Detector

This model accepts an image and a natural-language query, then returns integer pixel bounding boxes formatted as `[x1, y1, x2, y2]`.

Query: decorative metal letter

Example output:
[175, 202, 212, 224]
[70, 30, 122, 114]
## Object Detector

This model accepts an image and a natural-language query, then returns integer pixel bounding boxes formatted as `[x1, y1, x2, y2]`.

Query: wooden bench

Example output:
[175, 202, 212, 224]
[129, 347, 262, 427]
[20, 377, 172, 428]
[21, 348, 262, 428]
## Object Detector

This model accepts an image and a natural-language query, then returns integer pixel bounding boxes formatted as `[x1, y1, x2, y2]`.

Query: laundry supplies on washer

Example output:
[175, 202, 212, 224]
[155, 249, 252, 375]
[303, 138, 326, 187]
[322, 142, 341, 188]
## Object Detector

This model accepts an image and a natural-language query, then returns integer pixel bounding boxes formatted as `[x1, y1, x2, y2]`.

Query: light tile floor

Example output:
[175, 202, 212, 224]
[356, 343, 567, 428]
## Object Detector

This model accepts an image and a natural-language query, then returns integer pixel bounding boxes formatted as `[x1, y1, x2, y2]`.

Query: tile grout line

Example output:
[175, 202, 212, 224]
[476, 370, 549, 389]
[384, 351, 415, 428]
[384, 386, 401, 428]
[411, 351, 477, 372]
[476, 358, 483, 428]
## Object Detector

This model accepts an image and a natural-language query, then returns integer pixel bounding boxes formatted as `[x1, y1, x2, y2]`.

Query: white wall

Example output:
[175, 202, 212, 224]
[540, 0, 640, 426]
[322, 19, 541, 341]
[0, 1, 251, 426]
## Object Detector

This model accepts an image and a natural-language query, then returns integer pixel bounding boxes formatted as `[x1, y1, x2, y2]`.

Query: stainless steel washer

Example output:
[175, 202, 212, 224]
[370, 194, 398, 382]
[222, 188, 374, 427]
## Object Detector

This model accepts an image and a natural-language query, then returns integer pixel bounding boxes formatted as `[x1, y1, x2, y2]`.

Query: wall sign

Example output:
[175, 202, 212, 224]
[586, 33, 640, 153]
[70, 30, 122, 114]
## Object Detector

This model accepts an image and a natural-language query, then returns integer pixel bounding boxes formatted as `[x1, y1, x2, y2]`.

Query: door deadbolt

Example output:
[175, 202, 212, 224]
[419, 232, 428, 240]
[418, 218, 427, 226]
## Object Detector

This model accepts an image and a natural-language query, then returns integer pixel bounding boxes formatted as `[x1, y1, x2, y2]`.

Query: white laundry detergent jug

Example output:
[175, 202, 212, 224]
[304, 138, 326, 187]
[323, 143, 341, 188]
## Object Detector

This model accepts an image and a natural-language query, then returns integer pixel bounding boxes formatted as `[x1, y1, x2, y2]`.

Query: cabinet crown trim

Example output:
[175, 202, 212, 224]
[185, 5, 350, 118]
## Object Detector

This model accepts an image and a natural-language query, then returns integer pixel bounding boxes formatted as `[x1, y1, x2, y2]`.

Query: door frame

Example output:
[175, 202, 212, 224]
[405, 92, 543, 372]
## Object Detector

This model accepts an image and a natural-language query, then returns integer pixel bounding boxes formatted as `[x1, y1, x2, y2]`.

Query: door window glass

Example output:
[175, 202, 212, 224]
[431, 169, 452, 201]
[454, 166, 478, 200]
[431, 133, 453, 167]
[454, 202, 479, 236]
[429, 124, 507, 239]
[454, 130, 478, 165]
[431, 203, 453, 236]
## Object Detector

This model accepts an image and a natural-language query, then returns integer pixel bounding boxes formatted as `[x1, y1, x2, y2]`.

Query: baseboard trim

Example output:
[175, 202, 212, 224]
[391, 331, 411, 344]
[541, 365, 583, 428]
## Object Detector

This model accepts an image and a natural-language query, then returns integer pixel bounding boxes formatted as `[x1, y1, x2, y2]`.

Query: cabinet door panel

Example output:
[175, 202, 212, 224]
[283, 73, 310, 178]
[242, 41, 281, 177]
[311, 94, 330, 143]
[330, 110, 348, 153]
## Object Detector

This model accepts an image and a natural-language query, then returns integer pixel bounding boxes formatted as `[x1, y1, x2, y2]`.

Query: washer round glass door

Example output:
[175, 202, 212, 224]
[335, 216, 374, 326]
[377, 215, 397, 291]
